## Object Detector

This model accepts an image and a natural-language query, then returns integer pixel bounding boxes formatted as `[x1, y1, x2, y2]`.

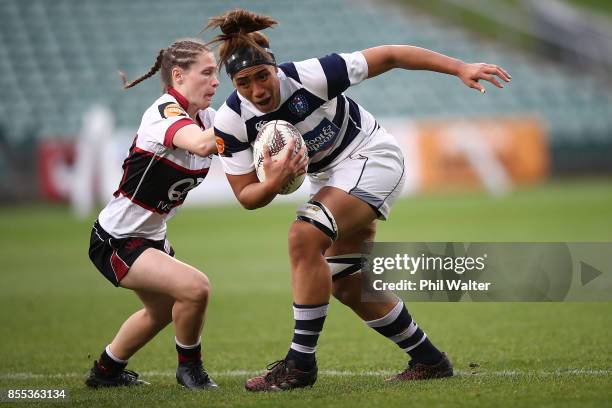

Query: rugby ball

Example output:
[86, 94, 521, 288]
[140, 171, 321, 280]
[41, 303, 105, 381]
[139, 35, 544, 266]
[253, 120, 308, 195]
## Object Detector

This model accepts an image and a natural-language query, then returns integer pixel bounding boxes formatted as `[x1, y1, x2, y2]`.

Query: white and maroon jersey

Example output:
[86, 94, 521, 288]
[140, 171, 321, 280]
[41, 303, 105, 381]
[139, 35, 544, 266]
[214, 51, 379, 175]
[99, 88, 214, 240]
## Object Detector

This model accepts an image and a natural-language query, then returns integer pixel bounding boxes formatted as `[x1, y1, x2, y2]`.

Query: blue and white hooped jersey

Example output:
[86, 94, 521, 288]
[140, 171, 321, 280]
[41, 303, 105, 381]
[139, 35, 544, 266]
[214, 51, 379, 175]
[99, 88, 215, 241]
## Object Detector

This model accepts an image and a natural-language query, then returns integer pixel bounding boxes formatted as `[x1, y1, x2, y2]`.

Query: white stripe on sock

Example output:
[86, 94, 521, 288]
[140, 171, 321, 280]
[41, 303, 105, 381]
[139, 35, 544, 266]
[175, 337, 201, 349]
[389, 321, 418, 344]
[293, 304, 328, 320]
[105, 345, 128, 364]
[290, 342, 316, 354]
[365, 300, 404, 328]
[402, 333, 427, 352]
[294, 329, 320, 336]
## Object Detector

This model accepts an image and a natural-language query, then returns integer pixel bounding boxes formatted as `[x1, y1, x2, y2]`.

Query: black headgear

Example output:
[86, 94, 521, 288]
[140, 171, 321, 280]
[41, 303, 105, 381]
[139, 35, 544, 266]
[225, 47, 276, 78]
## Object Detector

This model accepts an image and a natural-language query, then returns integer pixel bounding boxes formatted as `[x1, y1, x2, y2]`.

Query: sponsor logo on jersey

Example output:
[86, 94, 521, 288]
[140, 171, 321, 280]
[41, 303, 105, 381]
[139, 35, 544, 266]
[158, 102, 187, 119]
[166, 177, 204, 202]
[289, 94, 309, 117]
[302, 119, 340, 153]
[156, 177, 204, 212]
[255, 120, 268, 132]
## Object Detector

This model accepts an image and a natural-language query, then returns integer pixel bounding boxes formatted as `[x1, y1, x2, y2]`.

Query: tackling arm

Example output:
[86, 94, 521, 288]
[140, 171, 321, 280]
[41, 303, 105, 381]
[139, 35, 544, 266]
[173, 125, 218, 157]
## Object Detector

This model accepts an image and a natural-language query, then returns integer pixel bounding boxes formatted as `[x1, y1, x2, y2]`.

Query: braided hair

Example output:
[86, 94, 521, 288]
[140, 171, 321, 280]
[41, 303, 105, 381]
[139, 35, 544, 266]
[120, 38, 210, 89]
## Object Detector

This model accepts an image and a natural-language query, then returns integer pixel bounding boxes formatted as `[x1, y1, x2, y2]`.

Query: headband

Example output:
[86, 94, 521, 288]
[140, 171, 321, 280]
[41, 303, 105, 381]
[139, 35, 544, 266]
[225, 47, 276, 78]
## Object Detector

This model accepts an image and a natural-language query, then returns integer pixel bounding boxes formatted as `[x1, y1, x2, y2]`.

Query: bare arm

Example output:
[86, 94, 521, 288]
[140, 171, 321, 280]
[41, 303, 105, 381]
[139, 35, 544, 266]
[362, 45, 511, 93]
[226, 171, 278, 210]
[224, 140, 308, 210]
[173, 125, 217, 156]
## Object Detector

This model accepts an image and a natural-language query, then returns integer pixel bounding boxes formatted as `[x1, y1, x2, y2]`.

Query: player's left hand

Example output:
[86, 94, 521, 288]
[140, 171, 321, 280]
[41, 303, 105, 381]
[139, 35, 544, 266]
[457, 62, 511, 93]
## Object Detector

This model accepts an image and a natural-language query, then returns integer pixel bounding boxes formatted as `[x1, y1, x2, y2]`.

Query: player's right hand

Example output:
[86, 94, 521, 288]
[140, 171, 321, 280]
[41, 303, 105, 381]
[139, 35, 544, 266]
[262, 139, 308, 193]
[457, 62, 511, 93]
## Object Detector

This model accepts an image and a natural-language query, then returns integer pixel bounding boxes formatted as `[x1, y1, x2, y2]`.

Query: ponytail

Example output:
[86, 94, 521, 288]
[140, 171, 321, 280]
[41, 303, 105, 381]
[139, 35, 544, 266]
[119, 49, 164, 89]
[204, 8, 277, 77]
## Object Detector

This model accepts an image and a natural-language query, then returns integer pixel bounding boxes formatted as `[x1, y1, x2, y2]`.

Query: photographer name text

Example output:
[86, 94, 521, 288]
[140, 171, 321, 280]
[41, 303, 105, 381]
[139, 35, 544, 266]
[369, 254, 492, 292]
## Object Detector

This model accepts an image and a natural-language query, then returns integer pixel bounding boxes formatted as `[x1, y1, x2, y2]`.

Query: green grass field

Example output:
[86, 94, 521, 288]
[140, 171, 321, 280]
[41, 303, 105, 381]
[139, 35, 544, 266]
[1, 179, 611, 407]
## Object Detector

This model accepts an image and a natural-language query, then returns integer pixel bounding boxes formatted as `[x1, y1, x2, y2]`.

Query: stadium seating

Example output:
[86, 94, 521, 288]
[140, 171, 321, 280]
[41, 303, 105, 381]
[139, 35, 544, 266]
[1, 0, 611, 171]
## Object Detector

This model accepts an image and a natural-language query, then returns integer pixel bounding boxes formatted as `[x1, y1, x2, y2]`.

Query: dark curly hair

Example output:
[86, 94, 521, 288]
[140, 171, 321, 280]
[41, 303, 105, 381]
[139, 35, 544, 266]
[204, 8, 277, 73]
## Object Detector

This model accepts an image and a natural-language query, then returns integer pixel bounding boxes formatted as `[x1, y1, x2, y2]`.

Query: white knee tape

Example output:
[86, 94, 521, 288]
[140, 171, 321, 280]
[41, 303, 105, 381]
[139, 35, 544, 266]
[326, 253, 363, 281]
[296, 200, 338, 241]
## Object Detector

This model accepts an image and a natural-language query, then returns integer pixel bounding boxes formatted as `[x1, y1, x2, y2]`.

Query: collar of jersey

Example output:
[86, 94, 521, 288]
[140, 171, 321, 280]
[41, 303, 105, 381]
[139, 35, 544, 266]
[167, 87, 189, 111]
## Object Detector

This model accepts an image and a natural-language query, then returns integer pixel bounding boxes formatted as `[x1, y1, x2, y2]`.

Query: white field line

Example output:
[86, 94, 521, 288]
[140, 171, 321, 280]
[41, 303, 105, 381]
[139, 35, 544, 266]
[0, 369, 610, 381]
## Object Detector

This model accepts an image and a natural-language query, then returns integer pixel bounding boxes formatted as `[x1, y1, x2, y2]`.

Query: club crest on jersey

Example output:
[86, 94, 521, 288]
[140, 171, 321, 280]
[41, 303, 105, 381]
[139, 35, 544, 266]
[289, 94, 309, 117]
[158, 102, 187, 119]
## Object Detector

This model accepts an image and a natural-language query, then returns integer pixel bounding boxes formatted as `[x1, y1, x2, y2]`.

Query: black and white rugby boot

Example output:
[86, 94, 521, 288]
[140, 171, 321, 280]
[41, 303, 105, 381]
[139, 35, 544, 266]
[176, 360, 218, 390]
[85, 360, 149, 388]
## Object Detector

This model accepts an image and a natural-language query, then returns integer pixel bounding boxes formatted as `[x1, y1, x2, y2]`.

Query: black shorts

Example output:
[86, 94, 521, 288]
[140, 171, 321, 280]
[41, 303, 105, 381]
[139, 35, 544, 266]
[88, 220, 175, 287]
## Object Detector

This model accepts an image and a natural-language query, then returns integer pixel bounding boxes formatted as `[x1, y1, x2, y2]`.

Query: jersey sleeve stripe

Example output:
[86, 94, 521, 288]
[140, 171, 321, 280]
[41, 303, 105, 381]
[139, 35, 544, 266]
[318, 53, 350, 100]
[164, 118, 195, 148]
[279, 62, 301, 83]
[226, 90, 242, 115]
[214, 127, 251, 153]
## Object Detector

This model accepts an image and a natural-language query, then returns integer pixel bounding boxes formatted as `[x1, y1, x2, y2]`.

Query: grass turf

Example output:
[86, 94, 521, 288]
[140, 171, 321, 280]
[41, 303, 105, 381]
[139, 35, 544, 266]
[0, 179, 611, 407]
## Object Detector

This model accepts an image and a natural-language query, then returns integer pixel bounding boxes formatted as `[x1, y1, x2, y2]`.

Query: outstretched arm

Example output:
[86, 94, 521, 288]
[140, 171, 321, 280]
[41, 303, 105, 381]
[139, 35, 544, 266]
[362, 45, 511, 93]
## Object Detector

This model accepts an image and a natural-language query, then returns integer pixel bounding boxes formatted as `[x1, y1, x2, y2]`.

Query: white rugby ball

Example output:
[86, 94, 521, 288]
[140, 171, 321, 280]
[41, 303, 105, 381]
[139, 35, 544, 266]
[253, 120, 308, 195]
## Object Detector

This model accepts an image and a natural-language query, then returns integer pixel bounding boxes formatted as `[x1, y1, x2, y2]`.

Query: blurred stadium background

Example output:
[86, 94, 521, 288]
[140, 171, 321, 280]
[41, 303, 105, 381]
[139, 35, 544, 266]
[1, 1, 611, 406]
[1, 0, 611, 206]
